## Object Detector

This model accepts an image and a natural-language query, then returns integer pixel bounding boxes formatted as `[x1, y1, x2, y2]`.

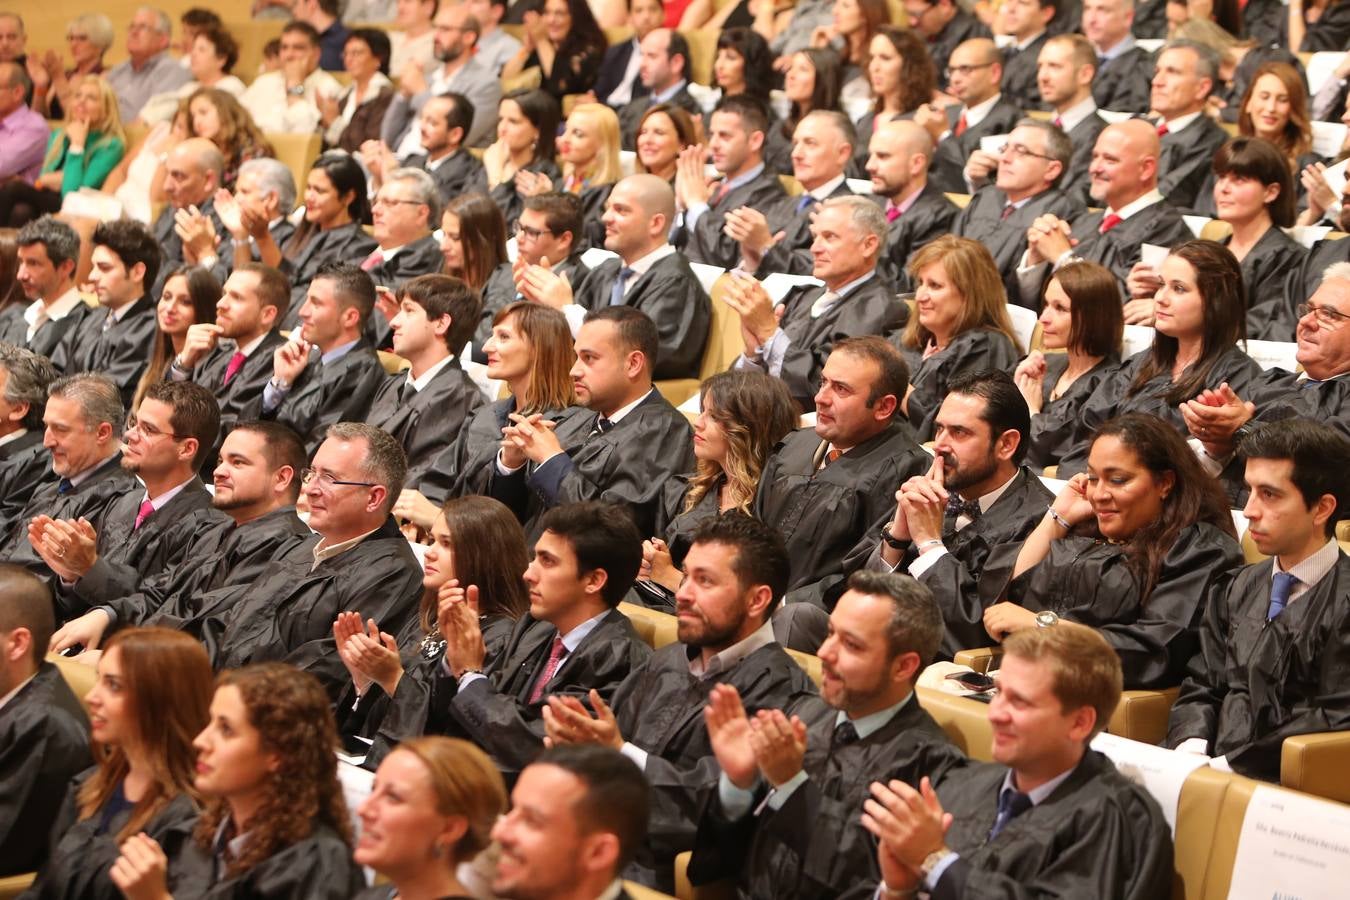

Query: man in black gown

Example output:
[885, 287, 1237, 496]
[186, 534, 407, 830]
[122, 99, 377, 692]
[3, 217, 88, 362]
[543, 513, 818, 890]
[852, 624, 1173, 899]
[1149, 40, 1229, 211]
[690, 570, 965, 900]
[0, 347, 57, 542]
[1083, 0, 1153, 114]
[867, 120, 958, 293]
[1168, 420, 1350, 781]
[920, 38, 1024, 195]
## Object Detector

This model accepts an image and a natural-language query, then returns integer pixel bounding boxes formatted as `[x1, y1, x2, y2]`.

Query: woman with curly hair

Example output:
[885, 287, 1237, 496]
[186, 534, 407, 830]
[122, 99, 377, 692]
[178, 88, 274, 193]
[352, 737, 507, 899]
[810, 0, 889, 112]
[502, 0, 608, 102]
[768, 48, 844, 175]
[640, 371, 800, 601]
[132, 265, 222, 411]
[107, 663, 364, 899]
[335, 497, 530, 767]
[24, 628, 212, 900]
[853, 26, 937, 174]
[137, 25, 246, 126]
[983, 413, 1242, 689]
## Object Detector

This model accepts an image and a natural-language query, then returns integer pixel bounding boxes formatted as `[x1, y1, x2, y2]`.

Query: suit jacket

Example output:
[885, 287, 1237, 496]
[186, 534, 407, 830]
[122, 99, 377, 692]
[1061, 110, 1109, 206]
[0, 300, 92, 365]
[575, 254, 712, 380]
[280, 222, 379, 327]
[1092, 46, 1154, 113]
[930, 10, 992, 91]
[406, 148, 489, 205]
[488, 390, 695, 538]
[878, 182, 960, 292]
[593, 39, 642, 106]
[264, 339, 385, 455]
[618, 84, 704, 149]
[952, 185, 1080, 309]
[190, 330, 285, 436]
[1157, 115, 1228, 210]
[450, 608, 653, 774]
[366, 359, 485, 484]
[379, 54, 501, 149]
[477, 253, 589, 348]
[755, 179, 858, 276]
[50, 295, 157, 406]
[1001, 33, 1049, 111]
[0, 431, 51, 543]
[1232, 227, 1308, 342]
[929, 95, 1024, 194]
[680, 168, 788, 268]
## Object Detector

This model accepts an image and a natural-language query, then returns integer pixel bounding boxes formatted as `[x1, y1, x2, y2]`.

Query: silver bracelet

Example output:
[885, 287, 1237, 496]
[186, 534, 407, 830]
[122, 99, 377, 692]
[1047, 508, 1073, 531]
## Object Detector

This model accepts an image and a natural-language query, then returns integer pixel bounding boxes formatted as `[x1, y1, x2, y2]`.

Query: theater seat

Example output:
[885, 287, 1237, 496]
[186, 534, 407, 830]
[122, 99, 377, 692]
[265, 133, 322, 205]
[48, 652, 96, 713]
[654, 273, 745, 407]
[1281, 731, 1350, 804]
[675, 850, 736, 900]
[784, 648, 823, 688]
[1172, 766, 1233, 900]
[625, 880, 680, 900]
[915, 686, 994, 761]
[618, 602, 679, 649]
[0, 874, 36, 900]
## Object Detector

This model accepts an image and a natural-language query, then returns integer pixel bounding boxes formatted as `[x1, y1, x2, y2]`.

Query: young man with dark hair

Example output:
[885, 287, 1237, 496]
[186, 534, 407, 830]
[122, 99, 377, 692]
[1036, 33, 1107, 206]
[366, 274, 484, 483]
[4, 216, 88, 360]
[0, 347, 58, 540]
[850, 368, 1054, 657]
[1168, 419, 1350, 780]
[393, 92, 488, 205]
[440, 501, 653, 777]
[57, 220, 161, 405]
[997, 0, 1058, 110]
[694, 570, 964, 900]
[905, 0, 992, 91]
[545, 512, 817, 890]
[859, 624, 1173, 899]
[617, 28, 701, 149]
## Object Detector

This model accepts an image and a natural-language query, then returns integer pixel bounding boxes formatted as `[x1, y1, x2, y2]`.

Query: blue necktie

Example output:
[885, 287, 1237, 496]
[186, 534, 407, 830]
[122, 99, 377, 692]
[988, 787, 1032, 841]
[1303, 378, 1324, 389]
[796, 194, 816, 213]
[1267, 571, 1299, 620]
[57, 478, 74, 495]
[609, 266, 636, 306]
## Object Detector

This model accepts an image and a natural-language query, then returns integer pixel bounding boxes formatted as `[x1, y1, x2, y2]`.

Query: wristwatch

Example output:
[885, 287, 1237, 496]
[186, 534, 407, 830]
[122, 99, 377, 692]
[879, 523, 907, 550]
[919, 846, 956, 881]
[1035, 610, 1060, 628]
[287, 83, 306, 97]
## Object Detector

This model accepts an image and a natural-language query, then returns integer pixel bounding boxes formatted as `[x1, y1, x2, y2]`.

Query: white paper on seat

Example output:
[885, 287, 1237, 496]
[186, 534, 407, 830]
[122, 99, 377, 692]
[1006, 304, 1038, 350]
[842, 95, 873, 123]
[1289, 225, 1335, 249]
[1089, 732, 1209, 835]
[761, 273, 823, 303]
[799, 411, 817, 428]
[980, 134, 1011, 156]
[1323, 158, 1349, 198]
[1312, 121, 1348, 159]
[678, 392, 701, 414]
[1227, 784, 1350, 900]
[1241, 339, 1299, 372]
[1097, 109, 1135, 124]
[1306, 51, 1349, 99]
[1182, 215, 1212, 239]
[689, 262, 725, 295]
[580, 247, 619, 269]
[505, 235, 518, 263]
[1122, 324, 1155, 358]
[1134, 38, 1165, 53]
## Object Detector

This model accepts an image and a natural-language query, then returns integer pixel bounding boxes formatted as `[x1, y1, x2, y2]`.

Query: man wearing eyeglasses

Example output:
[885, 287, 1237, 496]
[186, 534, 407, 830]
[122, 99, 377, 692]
[362, 169, 446, 347]
[27, 382, 219, 621]
[903, 0, 991, 93]
[918, 38, 1023, 195]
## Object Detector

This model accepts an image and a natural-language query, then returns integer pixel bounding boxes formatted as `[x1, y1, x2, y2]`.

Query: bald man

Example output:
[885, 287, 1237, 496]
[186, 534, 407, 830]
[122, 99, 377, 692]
[918, 38, 1024, 194]
[866, 120, 958, 292]
[519, 174, 712, 380]
[150, 137, 232, 298]
[1017, 118, 1192, 304]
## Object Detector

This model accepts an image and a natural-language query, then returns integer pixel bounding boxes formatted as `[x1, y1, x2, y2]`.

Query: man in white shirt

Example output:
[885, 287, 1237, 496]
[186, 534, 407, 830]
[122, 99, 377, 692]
[6, 217, 87, 363]
[239, 21, 341, 134]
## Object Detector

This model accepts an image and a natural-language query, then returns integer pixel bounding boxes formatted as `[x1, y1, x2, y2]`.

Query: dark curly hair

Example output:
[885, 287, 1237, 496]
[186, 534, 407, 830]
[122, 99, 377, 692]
[193, 664, 352, 875]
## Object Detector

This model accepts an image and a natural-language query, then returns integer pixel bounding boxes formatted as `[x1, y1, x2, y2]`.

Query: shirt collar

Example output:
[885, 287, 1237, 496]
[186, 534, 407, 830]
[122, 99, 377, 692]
[834, 691, 914, 740]
[652, 79, 688, 103]
[961, 92, 1002, 129]
[825, 270, 878, 302]
[558, 607, 611, 652]
[105, 296, 141, 324]
[1000, 760, 1077, 806]
[425, 148, 461, 171]
[25, 286, 83, 325]
[0, 671, 36, 715]
[312, 524, 381, 569]
[377, 241, 406, 260]
[1056, 95, 1099, 132]
[720, 162, 766, 194]
[236, 331, 270, 358]
[1160, 111, 1202, 132]
[807, 173, 847, 201]
[624, 242, 676, 276]
[688, 619, 776, 679]
[1272, 538, 1342, 597]
[603, 387, 654, 426]
[973, 469, 1019, 513]
[68, 452, 119, 487]
[407, 352, 457, 391]
[1097, 35, 1135, 61]
[142, 474, 196, 510]
[1109, 188, 1164, 221]
[888, 182, 927, 217]
[320, 338, 360, 366]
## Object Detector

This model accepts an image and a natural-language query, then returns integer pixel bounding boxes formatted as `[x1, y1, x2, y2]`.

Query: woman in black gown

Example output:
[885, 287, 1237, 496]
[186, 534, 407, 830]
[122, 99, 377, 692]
[484, 90, 562, 234]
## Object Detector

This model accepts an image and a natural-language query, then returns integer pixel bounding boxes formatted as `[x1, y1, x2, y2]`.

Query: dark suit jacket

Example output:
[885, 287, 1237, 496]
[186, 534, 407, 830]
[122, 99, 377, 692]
[0, 431, 50, 543]
[930, 10, 993, 91]
[1092, 46, 1154, 113]
[755, 179, 858, 276]
[953, 185, 1080, 309]
[190, 330, 286, 436]
[1157, 115, 1229, 210]
[365, 359, 485, 484]
[593, 39, 642, 106]
[406, 149, 489, 206]
[1284, 235, 1350, 317]
[618, 84, 704, 149]
[575, 253, 712, 380]
[680, 167, 788, 268]
[1061, 110, 1109, 206]
[878, 182, 960, 292]
[477, 253, 589, 349]
[263, 339, 386, 455]
[929, 96, 1024, 194]
[1001, 33, 1049, 111]
[0, 299, 91, 365]
[50, 294, 157, 406]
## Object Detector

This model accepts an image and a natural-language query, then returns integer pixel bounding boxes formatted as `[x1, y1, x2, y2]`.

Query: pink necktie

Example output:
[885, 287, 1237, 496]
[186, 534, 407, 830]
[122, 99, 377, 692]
[360, 249, 385, 272]
[133, 499, 155, 530]
[886, 205, 901, 223]
[1099, 213, 1123, 234]
[222, 351, 246, 386]
[528, 635, 566, 704]
[1053, 116, 1064, 129]
[711, 181, 731, 206]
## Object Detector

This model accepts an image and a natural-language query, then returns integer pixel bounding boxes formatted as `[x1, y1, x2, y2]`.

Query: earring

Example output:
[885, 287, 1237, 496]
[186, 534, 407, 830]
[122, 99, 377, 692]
[431, 843, 445, 859]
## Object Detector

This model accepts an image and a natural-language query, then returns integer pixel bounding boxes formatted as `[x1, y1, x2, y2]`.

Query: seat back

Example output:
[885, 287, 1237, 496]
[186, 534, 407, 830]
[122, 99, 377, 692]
[618, 602, 679, 649]
[915, 686, 994, 761]
[1171, 767, 1233, 900]
[784, 648, 823, 687]
[48, 652, 96, 713]
[264, 132, 321, 204]
[377, 350, 410, 375]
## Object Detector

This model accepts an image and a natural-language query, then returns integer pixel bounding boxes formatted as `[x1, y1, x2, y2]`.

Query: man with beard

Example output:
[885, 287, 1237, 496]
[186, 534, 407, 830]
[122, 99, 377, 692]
[26, 382, 220, 620]
[1, 217, 88, 361]
[845, 370, 1053, 657]
[689, 571, 965, 900]
[866, 120, 958, 293]
[542, 513, 817, 891]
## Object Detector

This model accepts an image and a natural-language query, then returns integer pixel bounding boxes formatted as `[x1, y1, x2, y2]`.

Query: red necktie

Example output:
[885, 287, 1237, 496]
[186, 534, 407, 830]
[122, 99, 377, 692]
[1053, 116, 1064, 129]
[528, 635, 566, 704]
[954, 113, 969, 137]
[360, 249, 384, 272]
[1099, 213, 1123, 234]
[222, 351, 246, 386]
[711, 181, 732, 206]
[1001, 203, 1015, 220]
[1156, 122, 1169, 137]
[886, 205, 901, 223]
[133, 499, 155, 530]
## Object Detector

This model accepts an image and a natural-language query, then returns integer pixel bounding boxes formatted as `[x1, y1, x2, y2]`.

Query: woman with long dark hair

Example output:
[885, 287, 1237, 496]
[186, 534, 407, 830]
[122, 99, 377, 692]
[133, 265, 222, 410]
[440, 193, 509, 296]
[983, 413, 1243, 689]
[767, 48, 844, 174]
[484, 90, 561, 232]
[502, 0, 607, 101]
[712, 27, 775, 108]
[853, 26, 936, 174]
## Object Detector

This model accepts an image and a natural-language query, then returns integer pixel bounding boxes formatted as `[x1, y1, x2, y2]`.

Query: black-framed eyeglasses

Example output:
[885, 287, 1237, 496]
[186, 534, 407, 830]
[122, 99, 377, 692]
[125, 415, 183, 441]
[300, 468, 378, 491]
[945, 62, 995, 79]
[1298, 302, 1350, 330]
[905, 1, 936, 21]
[998, 142, 1056, 162]
[516, 223, 558, 241]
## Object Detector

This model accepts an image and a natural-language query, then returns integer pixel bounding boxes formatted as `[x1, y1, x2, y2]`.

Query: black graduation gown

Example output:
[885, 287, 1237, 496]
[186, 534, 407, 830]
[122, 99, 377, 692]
[150, 200, 231, 300]
[23, 776, 196, 900]
[765, 275, 909, 411]
[687, 695, 964, 900]
[754, 422, 929, 607]
[1000, 34, 1049, 112]
[487, 391, 696, 539]
[574, 253, 712, 381]
[843, 467, 1055, 658]
[1168, 553, 1350, 781]
[611, 640, 819, 890]
[228, 219, 296, 273]
[280, 222, 380, 327]
[1091, 47, 1154, 114]
[1283, 232, 1350, 314]
[1228, 227, 1308, 342]
[680, 169, 788, 269]
[1056, 345, 1264, 476]
[1243, 0, 1286, 46]
[50, 295, 157, 406]
[0, 300, 92, 366]
[1282, 0, 1350, 51]
[878, 182, 960, 293]
[477, 253, 589, 349]
[1009, 522, 1244, 689]
[929, 10, 992, 91]
[450, 608, 653, 774]
[1132, 0, 1168, 37]
[902, 329, 1022, 442]
[261, 339, 386, 456]
[407, 149, 488, 205]
[952, 186, 1080, 310]
[1016, 201, 1195, 304]
[1024, 353, 1122, 470]
[842, 751, 1173, 900]
[568, 180, 615, 252]
[618, 86, 704, 150]
[491, 158, 561, 234]
[167, 822, 364, 900]
[0, 431, 52, 544]
[0, 663, 91, 877]
[755, 180, 859, 276]
[929, 97, 1025, 195]
[1060, 111, 1109, 208]
[188, 330, 286, 437]
[1156, 116, 1229, 211]
[1246, 369, 1350, 440]
[654, 475, 719, 567]
[203, 517, 425, 698]
[365, 360, 485, 485]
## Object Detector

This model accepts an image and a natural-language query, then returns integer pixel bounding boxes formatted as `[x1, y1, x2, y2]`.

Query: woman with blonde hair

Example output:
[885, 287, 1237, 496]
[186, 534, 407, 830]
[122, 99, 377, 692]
[898, 235, 1022, 441]
[0, 75, 125, 227]
[518, 102, 621, 249]
[25, 628, 213, 900]
[353, 737, 507, 899]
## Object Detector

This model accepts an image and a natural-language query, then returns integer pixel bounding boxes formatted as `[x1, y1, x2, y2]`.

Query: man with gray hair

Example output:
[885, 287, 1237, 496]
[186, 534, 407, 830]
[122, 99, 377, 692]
[151, 138, 231, 298]
[104, 7, 191, 121]
[0, 374, 135, 579]
[728, 195, 906, 411]
[0, 61, 46, 183]
[362, 168, 446, 347]
[1150, 39, 1228, 210]
[219, 158, 298, 271]
[0, 347, 58, 541]
[2, 217, 89, 361]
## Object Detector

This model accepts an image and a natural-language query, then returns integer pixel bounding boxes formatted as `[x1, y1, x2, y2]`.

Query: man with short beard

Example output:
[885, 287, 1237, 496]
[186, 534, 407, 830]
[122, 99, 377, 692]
[847, 369, 1052, 657]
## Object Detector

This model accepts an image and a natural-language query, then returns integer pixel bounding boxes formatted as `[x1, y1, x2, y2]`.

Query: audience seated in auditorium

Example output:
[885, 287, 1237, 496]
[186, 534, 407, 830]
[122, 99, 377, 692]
[150, 138, 232, 300]
[2, 217, 88, 362]
[136, 25, 246, 126]
[1082, 0, 1152, 114]
[854, 27, 936, 178]
[483, 89, 562, 232]
[239, 21, 341, 134]
[0, 347, 56, 541]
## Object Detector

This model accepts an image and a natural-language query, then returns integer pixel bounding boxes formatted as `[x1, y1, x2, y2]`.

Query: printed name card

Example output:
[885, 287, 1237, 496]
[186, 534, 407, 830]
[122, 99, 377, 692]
[1227, 785, 1350, 900]
[1090, 732, 1209, 834]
